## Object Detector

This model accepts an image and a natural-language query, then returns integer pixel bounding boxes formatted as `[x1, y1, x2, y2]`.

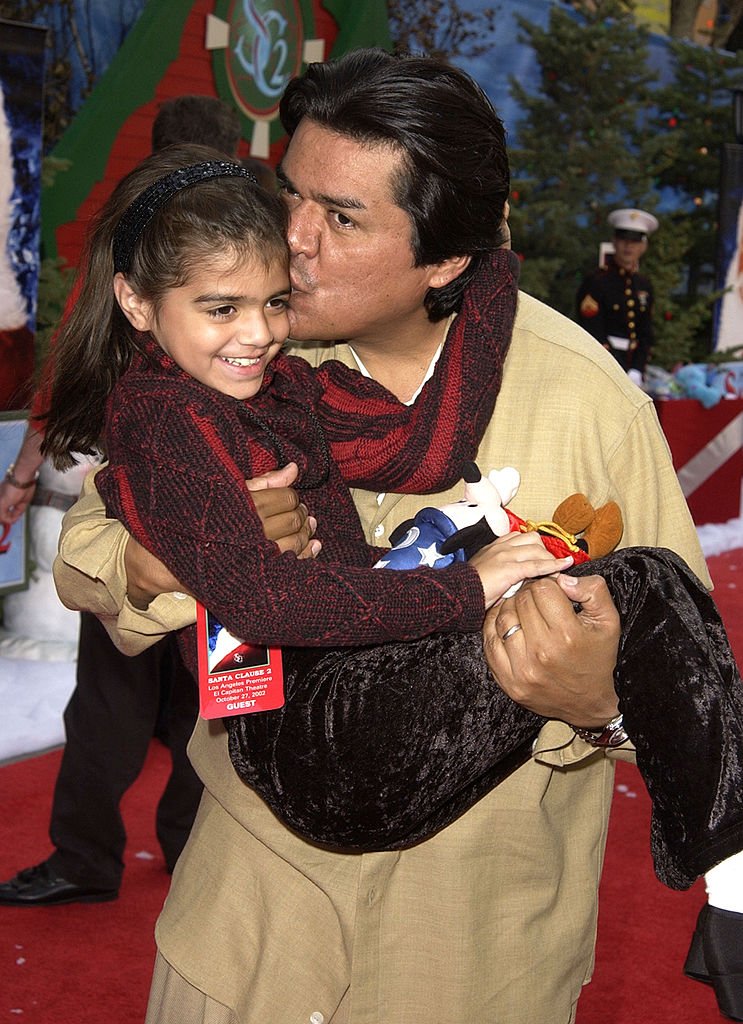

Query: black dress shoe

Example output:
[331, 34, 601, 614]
[684, 904, 743, 1021]
[0, 860, 118, 907]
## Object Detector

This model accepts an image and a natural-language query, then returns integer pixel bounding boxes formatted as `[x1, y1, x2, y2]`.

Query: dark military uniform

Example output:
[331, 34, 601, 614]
[575, 256, 654, 372]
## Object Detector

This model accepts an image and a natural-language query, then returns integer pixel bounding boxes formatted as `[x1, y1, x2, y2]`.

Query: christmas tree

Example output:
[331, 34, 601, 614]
[642, 38, 743, 366]
[508, 0, 657, 318]
[508, 0, 743, 368]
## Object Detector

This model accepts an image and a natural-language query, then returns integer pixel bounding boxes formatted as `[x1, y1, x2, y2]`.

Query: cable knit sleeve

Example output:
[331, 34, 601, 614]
[96, 381, 485, 648]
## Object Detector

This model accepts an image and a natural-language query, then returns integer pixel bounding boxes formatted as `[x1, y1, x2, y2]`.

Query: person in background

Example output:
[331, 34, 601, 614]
[53, 51, 734, 1024]
[0, 94, 242, 907]
[241, 155, 277, 192]
[576, 207, 658, 386]
[149, 94, 242, 155]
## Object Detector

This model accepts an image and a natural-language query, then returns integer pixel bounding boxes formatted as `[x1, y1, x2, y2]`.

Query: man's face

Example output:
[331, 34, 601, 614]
[278, 119, 445, 346]
[613, 235, 647, 272]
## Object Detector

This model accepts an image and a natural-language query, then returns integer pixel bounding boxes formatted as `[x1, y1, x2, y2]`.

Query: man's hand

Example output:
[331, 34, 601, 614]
[245, 462, 320, 558]
[483, 573, 621, 729]
[124, 537, 187, 610]
[124, 462, 319, 607]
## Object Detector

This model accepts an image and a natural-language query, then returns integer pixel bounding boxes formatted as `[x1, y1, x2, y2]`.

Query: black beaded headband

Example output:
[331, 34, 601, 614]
[112, 160, 258, 274]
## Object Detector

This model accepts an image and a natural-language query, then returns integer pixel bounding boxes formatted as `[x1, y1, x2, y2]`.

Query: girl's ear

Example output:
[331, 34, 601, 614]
[113, 272, 154, 331]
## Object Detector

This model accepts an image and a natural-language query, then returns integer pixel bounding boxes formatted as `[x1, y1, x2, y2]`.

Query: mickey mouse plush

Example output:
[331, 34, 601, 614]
[375, 461, 623, 593]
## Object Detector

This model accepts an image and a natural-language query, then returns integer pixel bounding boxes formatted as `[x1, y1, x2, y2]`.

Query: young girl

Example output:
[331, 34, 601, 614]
[42, 147, 743, 978]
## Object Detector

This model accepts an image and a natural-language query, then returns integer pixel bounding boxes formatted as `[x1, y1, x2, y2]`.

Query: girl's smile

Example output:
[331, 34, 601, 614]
[116, 252, 291, 401]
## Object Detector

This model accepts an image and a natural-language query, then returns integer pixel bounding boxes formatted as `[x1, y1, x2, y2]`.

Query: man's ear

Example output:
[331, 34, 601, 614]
[428, 254, 471, 290]
[113, 272, 154, 331]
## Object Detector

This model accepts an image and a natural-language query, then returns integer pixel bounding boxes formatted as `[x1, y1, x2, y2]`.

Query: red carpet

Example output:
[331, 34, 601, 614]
[0, 548, 741, 1023]
[0, 742, 171, 1024]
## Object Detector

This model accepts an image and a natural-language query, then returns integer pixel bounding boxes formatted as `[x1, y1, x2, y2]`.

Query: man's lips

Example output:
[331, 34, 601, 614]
[290, 269, 315, 294]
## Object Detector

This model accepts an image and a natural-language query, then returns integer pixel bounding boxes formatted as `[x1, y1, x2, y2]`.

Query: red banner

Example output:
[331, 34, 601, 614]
[656, 398, 743, 525]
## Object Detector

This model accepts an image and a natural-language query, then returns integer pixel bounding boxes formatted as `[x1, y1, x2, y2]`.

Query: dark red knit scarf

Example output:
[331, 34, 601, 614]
[128, 249, 518, 500]
[315, 249, 519, 495]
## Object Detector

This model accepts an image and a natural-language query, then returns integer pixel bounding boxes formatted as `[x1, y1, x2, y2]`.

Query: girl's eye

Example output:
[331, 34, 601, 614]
[210, 305, 236, 318]
[267, 296, 290, 312]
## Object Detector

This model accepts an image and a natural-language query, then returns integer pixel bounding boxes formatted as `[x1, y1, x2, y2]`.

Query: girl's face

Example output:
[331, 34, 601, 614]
[117, 251, 291, 401]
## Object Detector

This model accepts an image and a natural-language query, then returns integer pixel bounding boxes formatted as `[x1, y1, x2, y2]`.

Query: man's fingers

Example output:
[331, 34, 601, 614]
[249, 485, 302, 521]
[555, 573, 619, 628]
[245, 462, 299, 491]
[493, 576, 563, 639]
[256, 502, 310, 543]
[271, 512, 315, 555]
[246, 469, 319, 559]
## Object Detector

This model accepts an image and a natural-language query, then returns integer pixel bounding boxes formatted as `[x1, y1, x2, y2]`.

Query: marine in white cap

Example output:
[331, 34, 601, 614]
[576, 207, 659, 381]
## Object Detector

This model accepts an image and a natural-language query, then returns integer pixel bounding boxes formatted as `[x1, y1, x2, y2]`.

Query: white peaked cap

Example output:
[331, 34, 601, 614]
[608, 208, 659, 236]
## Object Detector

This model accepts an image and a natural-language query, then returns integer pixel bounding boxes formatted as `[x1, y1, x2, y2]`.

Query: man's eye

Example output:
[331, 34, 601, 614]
[333, 211, 354, 228]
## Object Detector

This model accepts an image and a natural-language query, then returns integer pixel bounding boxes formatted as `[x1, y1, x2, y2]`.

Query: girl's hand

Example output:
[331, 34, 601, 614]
[469, 531, 573, 610]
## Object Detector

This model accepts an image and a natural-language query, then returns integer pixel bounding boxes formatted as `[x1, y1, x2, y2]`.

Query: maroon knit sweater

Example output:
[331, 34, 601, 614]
[97, 250, 518, 654]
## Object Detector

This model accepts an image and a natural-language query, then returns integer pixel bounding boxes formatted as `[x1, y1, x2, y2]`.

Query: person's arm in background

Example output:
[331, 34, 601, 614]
[0, 311, 63, 525]
[0, 423, 44, 524]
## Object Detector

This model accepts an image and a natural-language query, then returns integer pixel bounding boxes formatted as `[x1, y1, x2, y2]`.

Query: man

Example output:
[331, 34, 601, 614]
[53, 52, 706, 1023]
[0, 95, 242, 908]
[576, 207, 659, 384]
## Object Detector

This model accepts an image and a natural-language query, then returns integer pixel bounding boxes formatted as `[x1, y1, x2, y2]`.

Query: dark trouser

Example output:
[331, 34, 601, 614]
[228, 548, 743, 891]
[48, 612, 202, 890]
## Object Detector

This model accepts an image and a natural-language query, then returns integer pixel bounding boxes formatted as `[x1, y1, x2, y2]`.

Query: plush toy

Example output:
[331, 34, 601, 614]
[673, 364, 725, 409]
[375, 462, 623, 596]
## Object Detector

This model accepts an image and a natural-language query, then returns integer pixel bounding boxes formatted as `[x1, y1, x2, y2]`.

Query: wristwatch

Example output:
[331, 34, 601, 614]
[4, 463, 40, 489]
[573, 713, 629, 748]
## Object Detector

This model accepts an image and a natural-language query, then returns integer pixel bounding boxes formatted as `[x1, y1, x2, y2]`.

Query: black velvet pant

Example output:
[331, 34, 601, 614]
[226, 548, 743, 890]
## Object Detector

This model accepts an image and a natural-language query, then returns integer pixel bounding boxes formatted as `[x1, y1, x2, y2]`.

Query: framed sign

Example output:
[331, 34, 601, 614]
[0, 411, 29, 595]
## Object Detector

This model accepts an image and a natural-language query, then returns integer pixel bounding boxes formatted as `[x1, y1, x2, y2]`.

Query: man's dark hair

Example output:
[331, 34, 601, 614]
[280, 49, 510, 320]
[152, 95, 241, 157]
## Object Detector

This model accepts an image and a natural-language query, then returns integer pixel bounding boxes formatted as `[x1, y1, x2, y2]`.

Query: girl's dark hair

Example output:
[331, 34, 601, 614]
[280, 49, 510, 321]
[41, 143, 289, 468]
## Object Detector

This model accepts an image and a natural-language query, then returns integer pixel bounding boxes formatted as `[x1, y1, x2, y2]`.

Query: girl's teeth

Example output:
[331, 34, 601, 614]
[224, 356, 259, 366]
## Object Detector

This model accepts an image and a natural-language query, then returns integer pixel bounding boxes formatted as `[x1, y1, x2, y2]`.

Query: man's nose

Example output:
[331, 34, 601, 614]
[287, 202, 320, 258]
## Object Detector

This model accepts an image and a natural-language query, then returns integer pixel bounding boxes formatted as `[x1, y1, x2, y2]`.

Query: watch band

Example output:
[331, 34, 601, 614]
[4, 463, 40, 489]
[573, 713, 629, 748]
[32, 486, 78, 513]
